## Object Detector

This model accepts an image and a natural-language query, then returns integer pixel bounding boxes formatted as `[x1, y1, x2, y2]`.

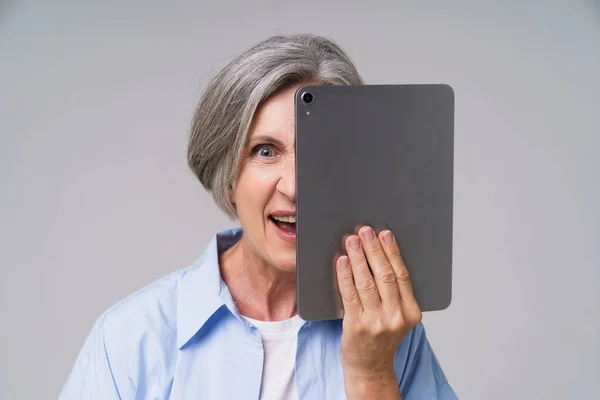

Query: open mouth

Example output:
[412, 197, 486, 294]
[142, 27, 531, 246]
[269, 215, 297, 235]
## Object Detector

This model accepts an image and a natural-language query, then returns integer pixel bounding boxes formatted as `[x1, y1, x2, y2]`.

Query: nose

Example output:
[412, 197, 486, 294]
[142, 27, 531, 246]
[276, 156, 296, 202]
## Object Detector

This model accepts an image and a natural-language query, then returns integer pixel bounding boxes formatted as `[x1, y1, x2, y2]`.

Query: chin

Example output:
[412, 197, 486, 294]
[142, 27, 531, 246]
[270, 252, 297, 273]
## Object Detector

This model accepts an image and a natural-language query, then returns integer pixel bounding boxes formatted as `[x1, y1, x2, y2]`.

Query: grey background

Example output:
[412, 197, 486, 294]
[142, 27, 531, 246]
[1, 1, 599, 399]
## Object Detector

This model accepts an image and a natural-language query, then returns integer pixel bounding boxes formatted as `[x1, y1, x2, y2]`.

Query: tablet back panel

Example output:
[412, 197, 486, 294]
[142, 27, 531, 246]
[295, 84, 454, 321]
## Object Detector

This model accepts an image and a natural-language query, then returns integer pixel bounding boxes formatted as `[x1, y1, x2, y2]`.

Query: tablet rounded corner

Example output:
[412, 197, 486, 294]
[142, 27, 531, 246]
[437, 289, 453, 312]
[439, 83, 455, 101]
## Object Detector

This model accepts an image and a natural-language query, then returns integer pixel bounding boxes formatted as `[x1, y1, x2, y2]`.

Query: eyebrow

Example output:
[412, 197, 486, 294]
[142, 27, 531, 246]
[247, 134, 288, 149]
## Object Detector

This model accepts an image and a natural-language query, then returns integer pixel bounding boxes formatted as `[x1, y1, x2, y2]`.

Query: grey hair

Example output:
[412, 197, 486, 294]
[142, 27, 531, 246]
[187, 34, 364, 219]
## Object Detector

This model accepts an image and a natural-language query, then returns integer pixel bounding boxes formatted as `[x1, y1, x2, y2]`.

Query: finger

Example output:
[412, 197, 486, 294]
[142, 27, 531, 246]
[345, 234, 381, 312]
[379, 230, 418, 307]
[336, 255, 362, 315]
[340, 233, 353, 251]
[358, 226, 401, 310]
[339, 224, 360, 253]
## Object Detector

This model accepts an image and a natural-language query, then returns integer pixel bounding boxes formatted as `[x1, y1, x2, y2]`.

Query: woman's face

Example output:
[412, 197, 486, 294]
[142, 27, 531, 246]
[230, 83, 307, 273]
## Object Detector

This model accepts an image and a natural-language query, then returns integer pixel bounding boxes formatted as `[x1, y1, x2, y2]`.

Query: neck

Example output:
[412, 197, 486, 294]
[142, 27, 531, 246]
[219, 235, 297, 321]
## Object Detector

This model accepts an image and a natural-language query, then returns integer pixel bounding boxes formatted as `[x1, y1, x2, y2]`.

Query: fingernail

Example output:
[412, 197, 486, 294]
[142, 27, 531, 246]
[349, 237, 360, 251]
[339, 256, 349, 269]
[362, 227, 374, 242]
[383, 231, 393, 245]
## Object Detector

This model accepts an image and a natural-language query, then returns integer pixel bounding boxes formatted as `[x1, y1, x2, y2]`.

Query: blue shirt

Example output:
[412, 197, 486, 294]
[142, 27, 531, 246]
[60, 228, 458, 399]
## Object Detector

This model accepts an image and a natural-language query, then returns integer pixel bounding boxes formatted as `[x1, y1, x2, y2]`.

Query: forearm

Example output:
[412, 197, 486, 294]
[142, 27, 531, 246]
[343, 371, 402, 400]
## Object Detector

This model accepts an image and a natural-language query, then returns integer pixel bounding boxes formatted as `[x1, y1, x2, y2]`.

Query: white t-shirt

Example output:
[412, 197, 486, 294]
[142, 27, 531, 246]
[241, 314, 305, 400]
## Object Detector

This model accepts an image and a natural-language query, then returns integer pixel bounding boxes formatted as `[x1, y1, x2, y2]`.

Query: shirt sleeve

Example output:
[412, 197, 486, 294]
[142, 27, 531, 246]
[59, 315, 135, 400]
[396, 323, 458, 400]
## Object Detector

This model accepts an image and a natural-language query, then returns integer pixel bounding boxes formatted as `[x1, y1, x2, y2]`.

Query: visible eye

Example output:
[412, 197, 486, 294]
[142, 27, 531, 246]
[252, 145, 276, 158]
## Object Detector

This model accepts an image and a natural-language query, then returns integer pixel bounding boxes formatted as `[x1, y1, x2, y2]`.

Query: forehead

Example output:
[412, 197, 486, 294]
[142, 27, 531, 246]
[248, 84, 299, 142]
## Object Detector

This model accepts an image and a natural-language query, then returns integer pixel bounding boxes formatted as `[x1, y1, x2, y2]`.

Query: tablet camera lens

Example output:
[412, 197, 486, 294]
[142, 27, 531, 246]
[301, 92, 314, 104]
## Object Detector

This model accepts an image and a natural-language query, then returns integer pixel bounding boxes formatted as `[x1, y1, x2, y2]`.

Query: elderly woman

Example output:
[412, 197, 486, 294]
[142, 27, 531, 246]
[60, 34, 457, 400]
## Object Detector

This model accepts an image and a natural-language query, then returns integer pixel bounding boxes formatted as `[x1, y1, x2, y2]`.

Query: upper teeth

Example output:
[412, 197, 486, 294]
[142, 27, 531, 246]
[273, 215, 296, 223]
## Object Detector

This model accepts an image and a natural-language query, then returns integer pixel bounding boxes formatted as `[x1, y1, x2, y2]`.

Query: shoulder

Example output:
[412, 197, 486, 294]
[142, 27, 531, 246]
[95, 254, 215, 356]
[60, 264, 208, 399]
[97, 231, 228, 343]
[98, 268, 183, 340]
[79, 229, 228, 364]
[91, 267, 189, 376]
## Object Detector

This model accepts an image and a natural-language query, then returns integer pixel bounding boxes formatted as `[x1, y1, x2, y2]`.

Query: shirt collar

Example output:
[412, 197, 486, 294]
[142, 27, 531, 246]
[176, 227, 243, 349]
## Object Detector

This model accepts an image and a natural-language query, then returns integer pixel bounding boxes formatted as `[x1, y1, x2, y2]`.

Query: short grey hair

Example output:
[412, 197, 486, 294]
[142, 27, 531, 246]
[188, 34, 364, 219]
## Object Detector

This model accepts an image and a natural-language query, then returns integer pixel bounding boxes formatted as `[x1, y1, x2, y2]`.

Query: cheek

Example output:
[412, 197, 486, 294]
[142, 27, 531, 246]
[251, 166, 279, 186]
[235, 166, 279, 209]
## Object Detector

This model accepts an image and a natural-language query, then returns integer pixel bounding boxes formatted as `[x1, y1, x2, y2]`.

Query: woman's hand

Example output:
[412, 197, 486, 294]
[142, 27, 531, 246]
[336, 225, 422, 398]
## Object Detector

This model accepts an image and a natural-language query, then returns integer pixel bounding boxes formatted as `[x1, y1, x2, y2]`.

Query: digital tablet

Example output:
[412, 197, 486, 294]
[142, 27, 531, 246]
[295, 84, 455, 321]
